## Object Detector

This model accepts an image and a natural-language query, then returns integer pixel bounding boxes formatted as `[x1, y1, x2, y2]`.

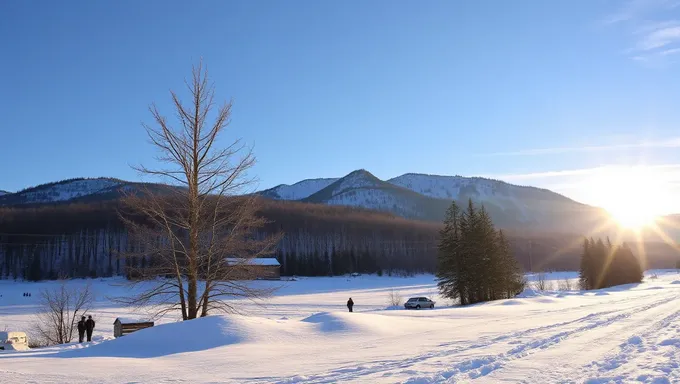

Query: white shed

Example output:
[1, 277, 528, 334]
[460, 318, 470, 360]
[0, 331, 29, 351]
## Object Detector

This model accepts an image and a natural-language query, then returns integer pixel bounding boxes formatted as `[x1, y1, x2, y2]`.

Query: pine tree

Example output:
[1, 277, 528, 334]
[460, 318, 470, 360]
[496, 230, 524, 298]
[579, 238, 591, 290]
[437, 199, 525, 305]
[436, 201, 461, 300]
[476, 206, 498, 301]
[579, 238, 643, 290]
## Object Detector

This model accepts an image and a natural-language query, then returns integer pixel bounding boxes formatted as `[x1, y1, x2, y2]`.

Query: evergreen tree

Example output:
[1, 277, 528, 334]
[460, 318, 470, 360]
[579, 238, 643, 290]
[437, 199, 525, 305]
[436, 201, 461, 300]
[579, 238, 591, 290]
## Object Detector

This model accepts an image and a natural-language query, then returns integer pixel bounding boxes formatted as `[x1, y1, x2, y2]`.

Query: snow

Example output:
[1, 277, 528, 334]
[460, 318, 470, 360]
[1, 271, 680, 383]
[335, 170, 382, 191]
[388, 173, 564, 221]
[326, 188, 421, 216]
[6, 178, 121, 204]
[114, 317, 153, 324]
[263, 178, 338, 200]
[225, 257, 281, 266]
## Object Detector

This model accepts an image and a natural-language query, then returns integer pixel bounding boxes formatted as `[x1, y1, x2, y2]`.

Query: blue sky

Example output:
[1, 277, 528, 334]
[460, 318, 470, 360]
[3, 0, 680, 211]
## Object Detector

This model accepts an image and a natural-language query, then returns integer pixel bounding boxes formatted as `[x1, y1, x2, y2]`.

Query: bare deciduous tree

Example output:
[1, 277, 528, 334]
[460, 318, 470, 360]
[557, 277, 573, 291]
[118, 61, 280, 320]
[387, 289, 403, 307]
[533, 271, 548, 291]
[34, 280, 93, 345]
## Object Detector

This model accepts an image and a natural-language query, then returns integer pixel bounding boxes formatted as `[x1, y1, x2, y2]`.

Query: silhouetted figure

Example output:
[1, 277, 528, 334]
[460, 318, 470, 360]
[85, 315, 95, 342]
[77, 316, 86, 343]
[347, 298, 354, 312]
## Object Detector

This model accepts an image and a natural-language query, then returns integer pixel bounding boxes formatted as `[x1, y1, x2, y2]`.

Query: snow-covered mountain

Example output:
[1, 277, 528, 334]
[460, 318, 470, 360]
[258, 178, 338, 200]
[299, 170, 447, 220]
[1, 171, 608, 231]
[0, 190, 8, 196]
[388, 173, 571, 203]
[0, 178, 174, 206]
[259, 169, 607, 230]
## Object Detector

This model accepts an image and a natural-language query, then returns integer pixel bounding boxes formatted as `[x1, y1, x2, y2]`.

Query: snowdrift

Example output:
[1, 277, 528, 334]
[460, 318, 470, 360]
[56, 315, 253, 358]
[301, 311, 453, 336]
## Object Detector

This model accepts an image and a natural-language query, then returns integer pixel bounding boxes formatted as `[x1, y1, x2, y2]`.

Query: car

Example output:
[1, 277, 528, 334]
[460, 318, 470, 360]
[404, 297, 435, 309]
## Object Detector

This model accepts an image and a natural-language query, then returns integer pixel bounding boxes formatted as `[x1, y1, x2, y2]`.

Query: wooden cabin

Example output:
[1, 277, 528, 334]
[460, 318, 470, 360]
[113, 318, 154, 338]
[225, 257, 281, 280]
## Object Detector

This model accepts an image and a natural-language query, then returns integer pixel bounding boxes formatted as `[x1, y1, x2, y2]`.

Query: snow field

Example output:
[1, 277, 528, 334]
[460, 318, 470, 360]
[1, 271, 679, 383]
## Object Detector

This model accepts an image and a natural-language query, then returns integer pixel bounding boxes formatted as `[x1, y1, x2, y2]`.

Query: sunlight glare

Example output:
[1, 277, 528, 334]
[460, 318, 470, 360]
[587, 167, 672, 230]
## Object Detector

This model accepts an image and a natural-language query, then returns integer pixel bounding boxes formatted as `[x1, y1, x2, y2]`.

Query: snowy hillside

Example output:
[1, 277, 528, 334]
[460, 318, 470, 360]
[258, 177, 338, 200]
[389, 173, 574, 203]
[1, 171, 607, 231]
[0, 178, 179, 206]
[0, 190, 8, 196]
[285, 169, 603, 229]
[1, 271, 679, 383]
[0, 178, 123, 205]
[302, 170, 450, 220]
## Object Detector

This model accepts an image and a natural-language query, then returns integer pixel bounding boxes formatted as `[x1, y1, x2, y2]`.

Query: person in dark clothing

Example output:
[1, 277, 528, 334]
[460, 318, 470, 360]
[77, 316, 86, 343]
[347, 298, 354, 312]
[85, 315, 95, 342]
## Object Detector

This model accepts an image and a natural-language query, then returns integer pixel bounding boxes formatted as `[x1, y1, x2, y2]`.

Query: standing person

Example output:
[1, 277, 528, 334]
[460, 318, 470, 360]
[85, 315, 95, 342]
[347, 297, 354, 312]
[77, 316, 86, 343]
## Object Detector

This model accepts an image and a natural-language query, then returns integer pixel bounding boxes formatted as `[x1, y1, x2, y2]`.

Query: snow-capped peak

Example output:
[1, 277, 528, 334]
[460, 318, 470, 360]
[259, 178, 339, 200]
[0, 178, 124, 205]
[335, 169, 382, 192]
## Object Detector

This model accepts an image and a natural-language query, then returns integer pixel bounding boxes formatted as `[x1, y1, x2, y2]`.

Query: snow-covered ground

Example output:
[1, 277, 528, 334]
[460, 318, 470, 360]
[1, 271, 680, 383]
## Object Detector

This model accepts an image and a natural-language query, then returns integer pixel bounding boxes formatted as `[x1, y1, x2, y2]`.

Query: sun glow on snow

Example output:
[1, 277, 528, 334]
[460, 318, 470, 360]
[588, 167, 672, 230]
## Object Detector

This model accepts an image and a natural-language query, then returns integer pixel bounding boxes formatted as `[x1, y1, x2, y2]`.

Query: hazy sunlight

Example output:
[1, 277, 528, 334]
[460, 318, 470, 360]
[589, 167, 671, 230]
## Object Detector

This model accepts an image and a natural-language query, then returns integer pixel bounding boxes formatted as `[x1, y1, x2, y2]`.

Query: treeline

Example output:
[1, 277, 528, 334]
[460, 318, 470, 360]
[437, 201, 525, 305]
[579, 238, 643, 290]
[0, 200, 439, 280]
[0, 199, 674, 281]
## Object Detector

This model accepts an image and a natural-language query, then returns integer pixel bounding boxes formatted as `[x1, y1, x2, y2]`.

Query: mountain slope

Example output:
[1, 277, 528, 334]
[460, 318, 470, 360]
[0, 190, 8, 196]
[0, 171, 612, 233]
[302, 170, 452, 221]
[388, 173, 587, 223]
[270, 169, 611, 231]
[258, 178, 338, 200]
[0, 178, 178, 206]
[0, 178, 124, 206]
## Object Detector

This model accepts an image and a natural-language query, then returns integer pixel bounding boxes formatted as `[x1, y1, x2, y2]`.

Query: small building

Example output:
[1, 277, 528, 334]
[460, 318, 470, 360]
[0, 331, 28, 351]
[113, 318, 155, 338]
[225, 257, 281, 280]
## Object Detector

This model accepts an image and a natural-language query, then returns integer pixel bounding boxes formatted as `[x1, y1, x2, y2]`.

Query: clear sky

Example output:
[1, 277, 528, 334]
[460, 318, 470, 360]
[3, 0, 680, 211]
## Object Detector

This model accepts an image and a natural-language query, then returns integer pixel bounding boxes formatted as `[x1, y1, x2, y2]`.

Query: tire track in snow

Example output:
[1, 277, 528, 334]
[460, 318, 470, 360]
[400, 294, 678, 384]
[259, 294, 676, 384]
[576, 304, 680, 384]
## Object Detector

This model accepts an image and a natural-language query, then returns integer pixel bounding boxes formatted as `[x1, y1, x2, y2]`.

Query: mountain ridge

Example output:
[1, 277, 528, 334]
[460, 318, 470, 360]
[0, 170, 611, 233]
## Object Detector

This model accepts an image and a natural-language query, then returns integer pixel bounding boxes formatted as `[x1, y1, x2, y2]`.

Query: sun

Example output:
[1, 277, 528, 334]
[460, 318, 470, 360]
[586, 166, 671, 230]
[607, 207, 658, 229]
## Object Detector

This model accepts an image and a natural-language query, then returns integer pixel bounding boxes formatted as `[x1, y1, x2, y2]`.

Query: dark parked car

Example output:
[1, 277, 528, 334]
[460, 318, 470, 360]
[404, 297, 435, 309]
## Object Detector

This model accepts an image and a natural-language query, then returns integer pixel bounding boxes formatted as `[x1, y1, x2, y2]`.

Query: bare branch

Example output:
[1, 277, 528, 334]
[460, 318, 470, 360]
[117, 60, 281, 321]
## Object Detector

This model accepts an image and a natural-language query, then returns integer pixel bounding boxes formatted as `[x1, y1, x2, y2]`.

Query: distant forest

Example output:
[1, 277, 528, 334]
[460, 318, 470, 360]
[0, 199, 678, 280]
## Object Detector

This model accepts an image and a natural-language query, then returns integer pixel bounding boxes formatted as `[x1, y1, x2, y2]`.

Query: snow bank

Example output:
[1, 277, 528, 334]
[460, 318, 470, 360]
[2, 271, 680, 383]
[58, 316, 251, 358]
[302, 312, 402, 335]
